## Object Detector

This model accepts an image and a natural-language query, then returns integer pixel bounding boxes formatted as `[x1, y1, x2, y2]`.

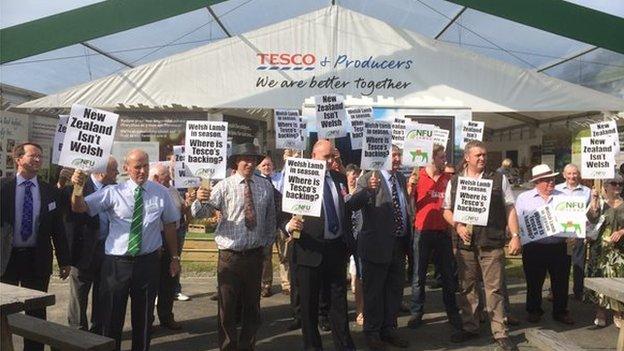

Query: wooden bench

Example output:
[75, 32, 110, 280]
[8, 313, 115, 351]
[526, 328, 583, 351]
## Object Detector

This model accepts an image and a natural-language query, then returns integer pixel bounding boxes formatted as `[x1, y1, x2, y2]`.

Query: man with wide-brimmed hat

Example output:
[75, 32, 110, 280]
[516, 164, 575, 326]
[193, 142, 276, 351]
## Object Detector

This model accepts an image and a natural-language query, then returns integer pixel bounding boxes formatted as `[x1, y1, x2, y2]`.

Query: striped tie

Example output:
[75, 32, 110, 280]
[390, 174, 405, 236]
[127, 186, 143, 255]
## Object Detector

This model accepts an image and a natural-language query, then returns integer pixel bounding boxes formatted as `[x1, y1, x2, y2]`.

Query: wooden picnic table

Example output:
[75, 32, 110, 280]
[0, 282, 55, 351]
[584, 278, 624, 351]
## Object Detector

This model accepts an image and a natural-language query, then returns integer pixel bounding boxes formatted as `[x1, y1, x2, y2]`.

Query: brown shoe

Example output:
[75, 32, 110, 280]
[281, 288, 290, 295]
[553, 313, 575, 325]
[261, 287, 272, 298]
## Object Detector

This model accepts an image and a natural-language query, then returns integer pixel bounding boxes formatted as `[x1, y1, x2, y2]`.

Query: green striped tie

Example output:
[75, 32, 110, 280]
[127, 186, 143, 255]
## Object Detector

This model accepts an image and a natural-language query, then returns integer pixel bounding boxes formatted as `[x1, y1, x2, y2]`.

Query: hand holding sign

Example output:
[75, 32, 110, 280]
[197, 186, 211, 203]
[287, 215, 304, 239]
[71, 169, 87, 197]
[57, 167, 74, 188]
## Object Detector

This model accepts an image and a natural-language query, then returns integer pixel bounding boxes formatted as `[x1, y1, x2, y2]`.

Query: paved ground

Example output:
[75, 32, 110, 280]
[11, 276, 621, 350]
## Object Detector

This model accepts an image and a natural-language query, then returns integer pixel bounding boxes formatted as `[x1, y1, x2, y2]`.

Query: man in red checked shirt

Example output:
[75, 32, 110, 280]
[407, 144, 462, 330]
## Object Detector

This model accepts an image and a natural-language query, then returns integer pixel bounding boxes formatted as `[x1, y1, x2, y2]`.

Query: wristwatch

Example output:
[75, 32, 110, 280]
[171, 255, 181, 261]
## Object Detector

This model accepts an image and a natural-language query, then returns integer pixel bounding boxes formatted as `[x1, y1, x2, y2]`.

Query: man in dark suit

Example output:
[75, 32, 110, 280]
[0, 142, 71, 351]
[286, 139, 355, 351]
[346, 145, 411, 350]
[61, 157, 118, 332]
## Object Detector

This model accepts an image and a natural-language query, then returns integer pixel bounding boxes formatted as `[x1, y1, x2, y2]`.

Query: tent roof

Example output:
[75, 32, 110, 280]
[17, 5, 624, 121]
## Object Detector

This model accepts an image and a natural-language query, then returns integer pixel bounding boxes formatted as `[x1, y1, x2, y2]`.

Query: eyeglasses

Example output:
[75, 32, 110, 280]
[608, 182, 623, 187]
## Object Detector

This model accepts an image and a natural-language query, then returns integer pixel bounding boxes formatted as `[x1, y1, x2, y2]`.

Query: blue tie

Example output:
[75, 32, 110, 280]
[20, 180, 34, 241]
[324, 177, 339, 234]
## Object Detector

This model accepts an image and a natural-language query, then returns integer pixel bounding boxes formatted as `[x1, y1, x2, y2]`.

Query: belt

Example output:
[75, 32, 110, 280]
[108, 250, 160, 261]
[220, 247, 263, 256]
[12, 247, 36, 253]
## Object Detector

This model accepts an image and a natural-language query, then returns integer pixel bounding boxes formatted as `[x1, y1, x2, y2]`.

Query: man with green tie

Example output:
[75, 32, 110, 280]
[71, 149, 180, 351]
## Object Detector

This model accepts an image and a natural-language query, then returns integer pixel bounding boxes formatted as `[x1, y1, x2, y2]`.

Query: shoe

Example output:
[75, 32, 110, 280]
[593, 318, 606, 328]
[553, 313, 575, 325]
[209, 292, 219, 301]
[319, 317, 331, 332]
[174, 292, 190, 301]
[407, 314, 423, 329]
[448, 313, 463, 330]
[527, 312, 541, 323]
[450, 330, 479, 343]
[495, 337, 519, 351]
[356, 313, 364, 326]
[281, 288, 290, 295]
[381, 333, 409, 348]
[364, 335, 386, 351]
[286, 318, 301, 331]
[161, 319, 182, 330]
[505, 315, 521, 326]
[261, 287, 272, 298]
[613, 314, 623, 329]
[399, 302, 410, 313]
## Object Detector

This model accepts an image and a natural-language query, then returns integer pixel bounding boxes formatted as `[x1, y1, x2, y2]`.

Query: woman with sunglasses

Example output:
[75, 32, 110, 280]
[586, 174, 624, 328]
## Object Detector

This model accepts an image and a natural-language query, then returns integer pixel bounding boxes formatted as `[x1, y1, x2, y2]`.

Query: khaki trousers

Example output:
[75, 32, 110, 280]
[261, 230, 291, 290]
[456, 246, 508, 339]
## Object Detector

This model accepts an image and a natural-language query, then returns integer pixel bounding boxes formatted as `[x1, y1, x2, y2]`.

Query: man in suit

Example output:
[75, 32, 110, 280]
[62, 157, 118, 333]
[346, 145, 411, 350]
[0, 142, 71, 351]
[286, 139, 355, 351]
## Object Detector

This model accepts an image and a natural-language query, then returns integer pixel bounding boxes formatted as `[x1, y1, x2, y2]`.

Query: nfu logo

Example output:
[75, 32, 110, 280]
[555, 202, 584, 212]
[291, 204, 312, 212]
[257, 53, 316, 71]
[195, 168, 215, 179]
[71, 158, 95, 169]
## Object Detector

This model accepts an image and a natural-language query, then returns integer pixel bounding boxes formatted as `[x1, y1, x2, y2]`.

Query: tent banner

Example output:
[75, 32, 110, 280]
[281, 157, 326, 217]
[274, 109, 305, 150]
[59, 105, 118, 172]
[581, 137, 615, 179]
[361, 120, 392, 170]
[185, 121, 228, 180]
[452, 177, 492, 226]
[460, 120, 484, 149]
[314, 94, 348, 139]
[519, 204, 559, 245]
[52, 115, 69, 165]
[346, 106, 373, 150]
[172, 145, 201, 189]
[402, 123, 434, 167]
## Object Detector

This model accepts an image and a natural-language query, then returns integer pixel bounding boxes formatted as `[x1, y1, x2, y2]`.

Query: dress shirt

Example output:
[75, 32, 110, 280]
[515, 188, 566, 244]
[381, 170, 407, 234]
[272, 171, 284, 193]
[90, 174, 110, 241]
[13, 173, 41, 247]
[85, 179, 180, 256]
[191, 172, 276, 251]
[443, 171, 515, 209]
[554, 182, 591, 205]
[323, 172, 343, 240]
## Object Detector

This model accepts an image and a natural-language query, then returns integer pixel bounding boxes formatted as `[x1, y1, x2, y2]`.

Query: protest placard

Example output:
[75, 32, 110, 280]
[590, 120, 620, 153]
[361, 120, 393, 170]
[452, 177, 493, 226]
[346, 106, 373, 150]
[403, 124, 434, 167]
[460, 120, 484, 148]
[519, 204, 559, 245]
[581, 137, 615, 179]
[172, 145, 201, 189]
[59, 105, 119, 171]
[314, 94, 347, 139]
[432, 127, 450, 148]
[52, 115, 68, 165]
[552, 196, 587, 238]
[281, 157, 326, 217]
[391, 116, 407, 148]
[185, 121, 228, 180]
[274, 109, 305, 150]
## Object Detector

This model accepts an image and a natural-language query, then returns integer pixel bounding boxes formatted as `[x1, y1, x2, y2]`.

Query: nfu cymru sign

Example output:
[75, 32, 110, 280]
[402, 124, 434, 168]
[552, 196, 587, 238]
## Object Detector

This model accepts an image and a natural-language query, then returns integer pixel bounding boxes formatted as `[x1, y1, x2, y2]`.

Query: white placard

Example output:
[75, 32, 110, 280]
[581, 137, 615, 179]
[391, 116, 407, 148]
[172, 145, 201, 189]
[541, 154, 555, 171]
[460, 120, 484, 148]
[590, 120, 620, 153]
[314, 94, 347, 139]
[346, 106, 373, 150]
[59, 104, 119, 171]
[552, 196, 587, 238]
[185, 121, 228, 180]
[452, 177, 493, 226]
[281, 157, 326, 217]
[519, 204, 559, 245]
[402, 124, 434, 167]
[52, 115, 69, 165]
[274, 109, 305, 150]
[432, 128, 450, 148]
[361, 120, 393, 170]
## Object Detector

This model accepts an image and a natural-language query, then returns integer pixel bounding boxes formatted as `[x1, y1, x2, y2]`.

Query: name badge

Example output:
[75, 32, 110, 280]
[48, 202, 56, 211]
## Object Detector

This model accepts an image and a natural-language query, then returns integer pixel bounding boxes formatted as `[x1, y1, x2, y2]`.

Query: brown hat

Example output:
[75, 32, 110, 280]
[227, 143, 263, 169]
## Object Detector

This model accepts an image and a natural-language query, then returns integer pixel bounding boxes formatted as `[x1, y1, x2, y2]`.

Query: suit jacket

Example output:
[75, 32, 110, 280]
[346, 171, 413, 264]
[285, 170, 355, 267]
[63, 177, 103, 270]
[0, 176, 70, 277]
